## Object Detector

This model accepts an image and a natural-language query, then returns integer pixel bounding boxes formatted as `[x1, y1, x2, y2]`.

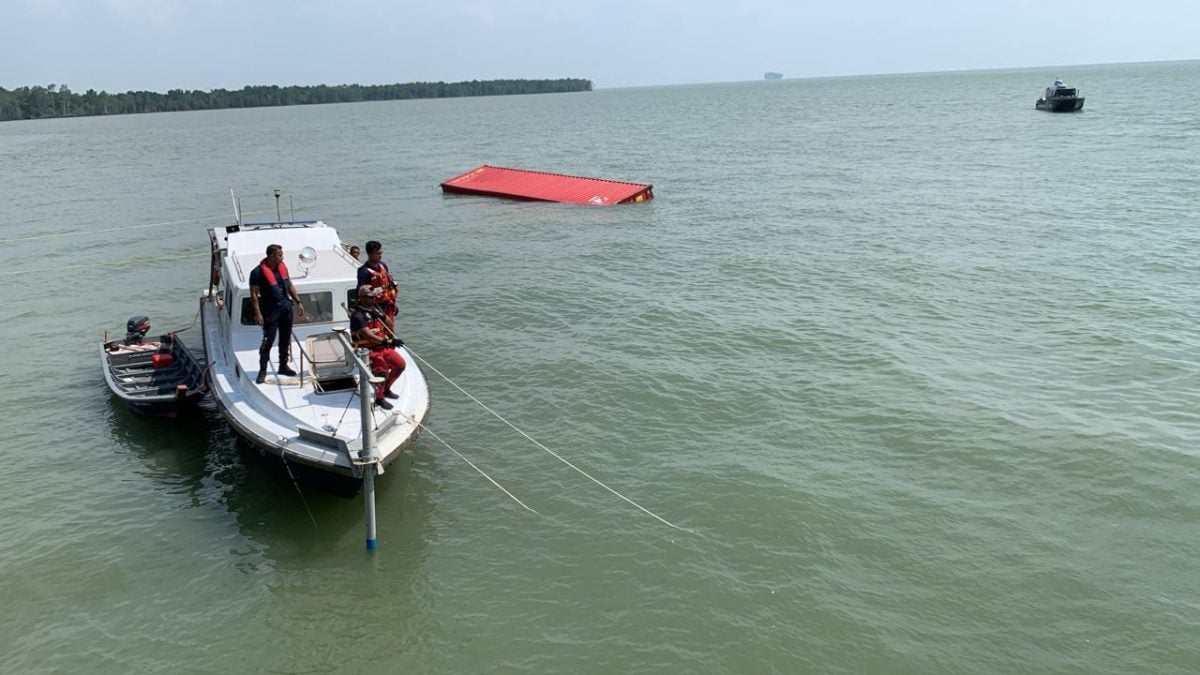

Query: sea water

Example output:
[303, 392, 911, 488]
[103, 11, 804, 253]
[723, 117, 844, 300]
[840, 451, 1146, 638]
[0, 60, 1198, 673]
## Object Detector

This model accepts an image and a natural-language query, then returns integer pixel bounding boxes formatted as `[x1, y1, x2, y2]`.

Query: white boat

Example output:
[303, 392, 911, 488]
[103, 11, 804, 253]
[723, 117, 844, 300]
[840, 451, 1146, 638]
[199, 199, 429, 495]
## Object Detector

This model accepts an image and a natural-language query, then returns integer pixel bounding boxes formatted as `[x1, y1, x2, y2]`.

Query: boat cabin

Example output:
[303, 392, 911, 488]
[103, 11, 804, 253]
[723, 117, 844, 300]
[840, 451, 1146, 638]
[208, 221, 362, 382]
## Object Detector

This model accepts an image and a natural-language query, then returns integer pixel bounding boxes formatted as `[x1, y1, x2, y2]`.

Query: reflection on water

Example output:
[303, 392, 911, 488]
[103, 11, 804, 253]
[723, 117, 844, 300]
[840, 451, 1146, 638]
[103, 390, 214, 494]
[104, 391, 435, 562]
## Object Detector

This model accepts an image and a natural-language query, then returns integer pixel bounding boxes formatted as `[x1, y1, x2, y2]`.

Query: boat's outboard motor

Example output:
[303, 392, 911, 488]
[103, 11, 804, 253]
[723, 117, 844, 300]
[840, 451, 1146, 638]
[124, 315, 151, 345]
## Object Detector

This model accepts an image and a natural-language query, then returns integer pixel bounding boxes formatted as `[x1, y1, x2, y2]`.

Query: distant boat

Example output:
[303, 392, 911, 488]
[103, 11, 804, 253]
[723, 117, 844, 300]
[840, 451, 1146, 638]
[764, 72, 783, 80]
[1036, 78, 1085, 112]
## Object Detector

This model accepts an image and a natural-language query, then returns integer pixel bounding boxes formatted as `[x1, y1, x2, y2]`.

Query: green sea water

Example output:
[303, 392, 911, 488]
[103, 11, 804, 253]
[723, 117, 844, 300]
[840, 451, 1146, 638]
[1, 60, 1198, 673]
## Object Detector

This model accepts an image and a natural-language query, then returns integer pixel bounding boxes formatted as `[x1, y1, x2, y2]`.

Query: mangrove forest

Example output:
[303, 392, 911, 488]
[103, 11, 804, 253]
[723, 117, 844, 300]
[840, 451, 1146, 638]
[0, 79, 593, 121]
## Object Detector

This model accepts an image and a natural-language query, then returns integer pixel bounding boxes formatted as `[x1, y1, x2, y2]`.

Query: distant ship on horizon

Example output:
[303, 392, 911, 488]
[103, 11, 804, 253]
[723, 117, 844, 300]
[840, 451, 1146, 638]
[764, 71, 783, 80]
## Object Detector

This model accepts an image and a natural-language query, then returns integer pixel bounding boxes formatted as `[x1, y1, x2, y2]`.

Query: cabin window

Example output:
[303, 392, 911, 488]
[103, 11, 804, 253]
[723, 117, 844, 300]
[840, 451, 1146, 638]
[239, 291, 335, 325]
[296, 291, 334, 324]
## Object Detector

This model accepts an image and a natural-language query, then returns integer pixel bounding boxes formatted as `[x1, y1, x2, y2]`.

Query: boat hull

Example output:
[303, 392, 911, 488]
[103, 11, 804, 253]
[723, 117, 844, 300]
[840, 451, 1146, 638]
[249, 444, 368, 498]
[1036, 96, 1085, 112]
[101, 334, 206, 417]
[199, 288, 429, 496]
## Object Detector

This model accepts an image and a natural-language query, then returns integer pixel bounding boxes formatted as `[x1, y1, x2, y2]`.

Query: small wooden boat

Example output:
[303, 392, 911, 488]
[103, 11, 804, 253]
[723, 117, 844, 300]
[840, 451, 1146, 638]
[102, 316, 206, 417]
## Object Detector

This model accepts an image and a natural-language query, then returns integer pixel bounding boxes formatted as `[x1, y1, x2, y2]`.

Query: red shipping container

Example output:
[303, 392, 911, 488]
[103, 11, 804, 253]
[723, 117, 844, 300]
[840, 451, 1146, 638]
[441, 165, 653, 206]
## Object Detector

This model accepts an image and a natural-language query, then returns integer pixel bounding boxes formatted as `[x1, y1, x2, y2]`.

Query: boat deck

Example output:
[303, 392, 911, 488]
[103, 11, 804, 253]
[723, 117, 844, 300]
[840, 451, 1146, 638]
[203, 296, 429, 477]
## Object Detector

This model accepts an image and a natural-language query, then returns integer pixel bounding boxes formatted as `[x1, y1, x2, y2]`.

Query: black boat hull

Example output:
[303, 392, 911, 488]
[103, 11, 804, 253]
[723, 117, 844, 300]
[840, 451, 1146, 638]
[1036, 96, 1085, 112]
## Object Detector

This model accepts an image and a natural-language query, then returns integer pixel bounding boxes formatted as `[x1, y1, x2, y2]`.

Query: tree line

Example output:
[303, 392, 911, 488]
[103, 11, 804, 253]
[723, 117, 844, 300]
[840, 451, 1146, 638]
[0, 79, 593, 121]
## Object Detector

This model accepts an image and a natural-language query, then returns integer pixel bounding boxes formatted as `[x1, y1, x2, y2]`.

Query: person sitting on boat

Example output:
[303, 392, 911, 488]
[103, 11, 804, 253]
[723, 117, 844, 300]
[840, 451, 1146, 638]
[350, 284, 405, 411]
[249, 243, 305, 384]
[348, 244, 361, 261]
[356, 240, 398, 333]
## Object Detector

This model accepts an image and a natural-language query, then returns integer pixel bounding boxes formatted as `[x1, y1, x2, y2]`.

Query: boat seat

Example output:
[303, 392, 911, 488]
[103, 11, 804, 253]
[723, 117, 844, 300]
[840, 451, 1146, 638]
[305, 332, 358, 392]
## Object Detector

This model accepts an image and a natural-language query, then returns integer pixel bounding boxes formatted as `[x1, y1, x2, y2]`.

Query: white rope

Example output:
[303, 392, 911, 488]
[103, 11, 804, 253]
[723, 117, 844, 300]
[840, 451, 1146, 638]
[400, 413, 538, 514]
[278, 438, 320, 531]
[0, 251, 207, 277]
[0, 192, 381, 245]
[404, 347, 689, 532]
[0, 214, 224, 244]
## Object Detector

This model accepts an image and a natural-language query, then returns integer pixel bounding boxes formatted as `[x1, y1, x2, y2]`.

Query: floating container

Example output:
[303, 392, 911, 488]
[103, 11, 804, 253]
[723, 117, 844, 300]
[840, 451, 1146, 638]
[440, 165, 653, 206]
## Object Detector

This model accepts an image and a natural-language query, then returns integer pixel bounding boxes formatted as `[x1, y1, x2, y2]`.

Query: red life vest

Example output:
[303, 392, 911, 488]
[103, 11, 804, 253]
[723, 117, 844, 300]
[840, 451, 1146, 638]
[259, 260, 290, 285]
[352, 309, 386, 349]
[363, 263, 397, 304]
[258, 260, 292, 307]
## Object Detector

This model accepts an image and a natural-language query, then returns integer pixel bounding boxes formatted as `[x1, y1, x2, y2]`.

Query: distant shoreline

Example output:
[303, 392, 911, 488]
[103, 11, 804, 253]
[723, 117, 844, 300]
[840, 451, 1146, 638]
[0, 78, 593, 122]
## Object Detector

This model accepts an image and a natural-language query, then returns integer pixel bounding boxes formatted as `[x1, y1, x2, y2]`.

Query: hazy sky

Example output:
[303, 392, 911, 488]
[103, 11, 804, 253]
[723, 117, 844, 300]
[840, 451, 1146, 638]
[5, 0, 1197, 92]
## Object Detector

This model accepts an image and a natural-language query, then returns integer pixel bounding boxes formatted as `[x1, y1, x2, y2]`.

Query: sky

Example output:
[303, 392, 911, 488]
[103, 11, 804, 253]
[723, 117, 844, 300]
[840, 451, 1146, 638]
[4, 0, 1198, 92]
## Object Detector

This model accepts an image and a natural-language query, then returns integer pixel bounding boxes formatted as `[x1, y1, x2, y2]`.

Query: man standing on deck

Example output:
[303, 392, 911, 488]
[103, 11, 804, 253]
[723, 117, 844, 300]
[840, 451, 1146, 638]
[249, 243, 305, 384]
[350, 284, 405, 410]
[357, 240, 398, 332]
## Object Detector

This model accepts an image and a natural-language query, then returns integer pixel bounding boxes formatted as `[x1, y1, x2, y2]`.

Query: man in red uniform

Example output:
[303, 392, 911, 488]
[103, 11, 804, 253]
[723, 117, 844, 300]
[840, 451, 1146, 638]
[356, 240, 398, 332]
[350, 284, 405, 410]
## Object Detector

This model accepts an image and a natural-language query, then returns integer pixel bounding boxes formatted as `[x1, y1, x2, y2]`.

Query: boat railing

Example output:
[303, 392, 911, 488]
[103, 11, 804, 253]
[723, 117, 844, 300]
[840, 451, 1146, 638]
[290, 332, 309, 387]
[240, 220, 320, 229]
[231, 254, 245, 283]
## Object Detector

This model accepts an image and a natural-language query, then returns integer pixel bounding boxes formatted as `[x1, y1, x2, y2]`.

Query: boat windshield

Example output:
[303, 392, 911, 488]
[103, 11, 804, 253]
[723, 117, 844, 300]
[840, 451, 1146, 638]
[240, 291, 336, 325]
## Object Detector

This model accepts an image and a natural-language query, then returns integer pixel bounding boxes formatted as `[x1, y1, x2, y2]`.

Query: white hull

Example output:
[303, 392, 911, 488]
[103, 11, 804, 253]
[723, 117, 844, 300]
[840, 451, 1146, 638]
[199, 218, 429, 486]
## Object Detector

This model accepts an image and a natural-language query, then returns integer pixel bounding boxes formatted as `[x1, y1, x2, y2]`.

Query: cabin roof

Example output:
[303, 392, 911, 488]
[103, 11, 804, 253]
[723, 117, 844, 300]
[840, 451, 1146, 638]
[232, 249, 358, 287]
[220, 222, 359, 287]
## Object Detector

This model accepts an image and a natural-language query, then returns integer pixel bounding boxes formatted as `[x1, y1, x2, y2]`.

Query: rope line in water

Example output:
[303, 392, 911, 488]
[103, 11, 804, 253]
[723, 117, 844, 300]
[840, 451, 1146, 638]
[279, 440, 320, 531]
[404, 346, 689, 532]
[400, 413, 538, 514]
[0, 192, 378, 245]
[166, 304, 202, 336]
[0, 214, 223, 244]
[0, 251, 207, 278]
[0, 191, 399, 279]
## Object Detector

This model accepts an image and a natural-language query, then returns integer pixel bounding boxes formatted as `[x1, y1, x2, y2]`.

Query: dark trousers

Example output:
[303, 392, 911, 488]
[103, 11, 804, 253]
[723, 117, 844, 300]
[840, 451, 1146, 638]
[259, 308, 294, 370]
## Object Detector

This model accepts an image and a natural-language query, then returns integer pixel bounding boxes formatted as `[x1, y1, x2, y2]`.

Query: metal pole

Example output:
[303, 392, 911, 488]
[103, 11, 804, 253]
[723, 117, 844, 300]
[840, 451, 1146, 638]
[273, 189, 283, 224]
[357, 346, 378, 552]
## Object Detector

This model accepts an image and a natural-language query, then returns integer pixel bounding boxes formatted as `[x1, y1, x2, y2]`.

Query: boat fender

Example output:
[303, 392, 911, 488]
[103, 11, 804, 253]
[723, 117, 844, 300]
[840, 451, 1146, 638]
[152, 353, 176, 369]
